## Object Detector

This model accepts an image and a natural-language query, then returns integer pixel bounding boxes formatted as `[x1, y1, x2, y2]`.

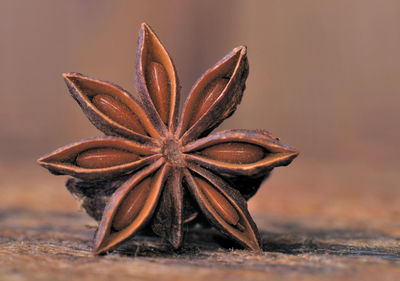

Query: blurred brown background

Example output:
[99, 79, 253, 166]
[1, 1, 399, 231]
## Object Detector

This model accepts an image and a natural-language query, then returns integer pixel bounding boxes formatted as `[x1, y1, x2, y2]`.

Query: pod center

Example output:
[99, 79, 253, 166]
[162, 137, 185, 167]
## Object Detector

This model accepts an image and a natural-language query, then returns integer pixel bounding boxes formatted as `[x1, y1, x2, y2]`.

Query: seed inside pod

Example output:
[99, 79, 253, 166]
[195, 177, 239, 226]
[191, 77, 229, 126]
[112, 177, 151, 231]
[76, 148, 140, 168]
[146, 62, 170, 124]
[92, 94, 146, 135]
[200, 142, 264, 164]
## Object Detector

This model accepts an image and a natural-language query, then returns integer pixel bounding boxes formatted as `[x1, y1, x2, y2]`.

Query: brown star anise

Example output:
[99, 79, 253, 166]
[38, 23, 298, 255]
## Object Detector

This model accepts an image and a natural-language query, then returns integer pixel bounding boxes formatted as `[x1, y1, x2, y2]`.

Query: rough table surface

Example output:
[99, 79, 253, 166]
[0, 208, 399, 281]
[0, 163, 399, 281]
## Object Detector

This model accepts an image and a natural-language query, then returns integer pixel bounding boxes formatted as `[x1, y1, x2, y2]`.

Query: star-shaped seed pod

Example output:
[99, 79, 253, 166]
[38, 23, 299, 255]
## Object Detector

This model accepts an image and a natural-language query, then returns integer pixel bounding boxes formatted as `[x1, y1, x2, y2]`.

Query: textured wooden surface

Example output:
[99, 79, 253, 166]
[0, 207, 399, 281]
[1, 163, 399, 281]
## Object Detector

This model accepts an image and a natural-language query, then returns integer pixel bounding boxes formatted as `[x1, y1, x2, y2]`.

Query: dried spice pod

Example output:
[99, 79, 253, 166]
[150, 167, 184, 248]
[94, 159, 167, 254]
[183, 129, 298, 179]
[63, 73, 161, 142]
[38, 137, 160, 180]
[136, 23, 180, 133]
[38, 23, 299, 255]
[184, 165, 261, 250]
[177, 47, 248, 144]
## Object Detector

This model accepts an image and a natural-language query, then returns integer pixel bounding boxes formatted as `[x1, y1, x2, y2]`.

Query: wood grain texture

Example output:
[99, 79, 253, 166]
[0, 208, 399, 281]
[1, 159, 399, 281]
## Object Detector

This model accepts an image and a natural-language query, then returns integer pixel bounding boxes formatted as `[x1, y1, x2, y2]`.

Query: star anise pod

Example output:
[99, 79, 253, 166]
[38, 23, 298, 255]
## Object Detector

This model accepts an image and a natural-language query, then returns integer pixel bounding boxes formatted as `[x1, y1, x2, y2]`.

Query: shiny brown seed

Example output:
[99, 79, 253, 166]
[113, 177, 151, 231]
[76, 148, 140, 168]
[201, 142, 264, 164]
[146, 62, 170, 124]
[191, 78, 229, 126]
[195, 177, 239, 226]
[92, 94, 146, 135]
